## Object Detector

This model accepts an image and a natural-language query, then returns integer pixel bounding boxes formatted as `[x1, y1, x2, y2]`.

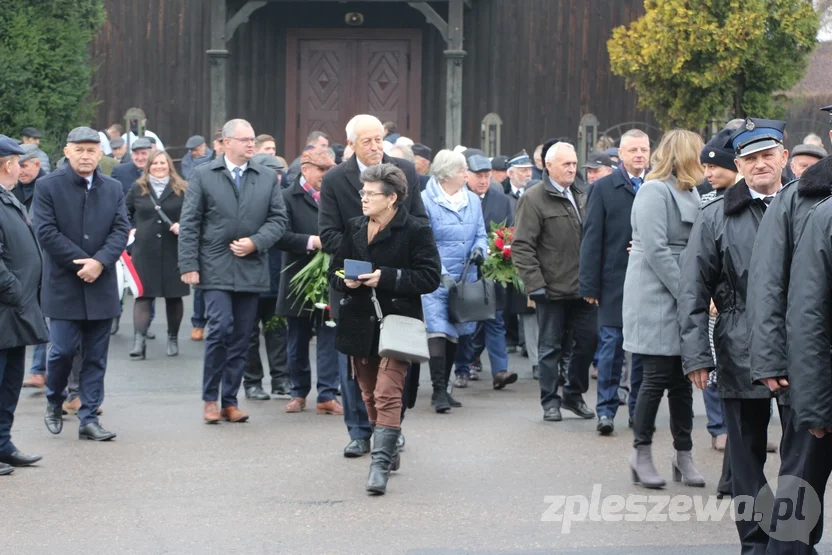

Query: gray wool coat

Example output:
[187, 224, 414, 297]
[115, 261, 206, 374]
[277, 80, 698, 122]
[622, 177, 700, 356]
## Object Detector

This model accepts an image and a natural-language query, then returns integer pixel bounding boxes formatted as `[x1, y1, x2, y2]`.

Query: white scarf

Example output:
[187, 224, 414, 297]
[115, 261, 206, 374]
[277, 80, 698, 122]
[149, 175, 169, 198]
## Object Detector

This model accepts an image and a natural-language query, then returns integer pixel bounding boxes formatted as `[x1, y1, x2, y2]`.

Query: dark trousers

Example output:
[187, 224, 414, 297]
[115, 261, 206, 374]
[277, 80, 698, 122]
[536, 298, 597, 410]
[286, 316, 339, 403]
[632, 355, 692, 450]
[46, 319, 111, 426]
[0, 346, 26, 455]
[202, 290, 259, 407]
[504, 309, 520, 347]
[243, 297, 288, 390]
[191, 287, 207, 328]
[454, 310, 510, 377]
[596, 326, 643, 419]
[723, 398, 772, 554]
[766, 404, 832, 554]
[340, 352, 372, 441]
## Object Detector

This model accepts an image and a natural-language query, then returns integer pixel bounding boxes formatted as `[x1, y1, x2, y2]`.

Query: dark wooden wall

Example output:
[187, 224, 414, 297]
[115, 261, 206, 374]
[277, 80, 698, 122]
[91, 0, 652, 159]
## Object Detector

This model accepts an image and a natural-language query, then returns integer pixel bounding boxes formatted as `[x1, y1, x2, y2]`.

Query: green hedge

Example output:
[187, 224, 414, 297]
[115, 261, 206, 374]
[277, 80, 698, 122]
[0, 0, 105, 161]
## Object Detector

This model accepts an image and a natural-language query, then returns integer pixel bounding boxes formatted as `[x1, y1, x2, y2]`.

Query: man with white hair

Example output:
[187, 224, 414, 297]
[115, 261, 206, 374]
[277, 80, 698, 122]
[319, 114, 427, 458]
[513, 142, 597, 423]
[394, 136, 414, 148]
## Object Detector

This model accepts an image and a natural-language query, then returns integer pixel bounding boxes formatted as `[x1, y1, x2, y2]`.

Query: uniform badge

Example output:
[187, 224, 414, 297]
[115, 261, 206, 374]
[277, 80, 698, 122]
[746, 120, 755, 131]
[708, 151, 715, 158]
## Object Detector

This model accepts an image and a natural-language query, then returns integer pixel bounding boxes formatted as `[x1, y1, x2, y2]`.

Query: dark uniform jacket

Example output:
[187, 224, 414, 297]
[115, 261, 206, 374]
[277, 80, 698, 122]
[579, 168, 638, 327]
[111, 161, 143, 195]
[678, 180, 773, 400]
[749, 157, 832, 401]
[329, 208, 440, 358]
[512, 177, 586, 300]
[125, 182, 190, 299]
[12, 168, 47, 212]
[177, 156, 287, 293]
[785, 194, 832, 430]
[0, 188, 49, 349]
[31, 165, 130, 320]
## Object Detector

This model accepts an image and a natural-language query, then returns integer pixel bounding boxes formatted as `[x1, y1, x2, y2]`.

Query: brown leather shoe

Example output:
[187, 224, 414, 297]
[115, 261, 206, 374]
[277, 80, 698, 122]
[316, 399, 344, 415]
[190, 328, 204, 341]
[22, 374, 46, 388]
[62, 397, 81, 415]
[203, 401, 221, 424]
[711, 433, 727, 451]
[221, 406, 249, 423]
[285, 397, 306, 413]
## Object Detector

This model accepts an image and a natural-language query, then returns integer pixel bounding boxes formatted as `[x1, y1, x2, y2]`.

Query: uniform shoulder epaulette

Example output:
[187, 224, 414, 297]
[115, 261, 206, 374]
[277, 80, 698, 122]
[700, 194, 725, 210]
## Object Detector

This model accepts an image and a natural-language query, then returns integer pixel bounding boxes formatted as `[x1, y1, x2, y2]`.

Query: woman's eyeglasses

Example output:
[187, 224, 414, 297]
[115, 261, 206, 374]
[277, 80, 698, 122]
[359, 190, 387, 200]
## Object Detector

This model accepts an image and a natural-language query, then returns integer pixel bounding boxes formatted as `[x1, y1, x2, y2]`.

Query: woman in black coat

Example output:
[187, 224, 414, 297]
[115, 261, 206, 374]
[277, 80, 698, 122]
[329, 163, 440, 495]
[125, 150, 190, 360]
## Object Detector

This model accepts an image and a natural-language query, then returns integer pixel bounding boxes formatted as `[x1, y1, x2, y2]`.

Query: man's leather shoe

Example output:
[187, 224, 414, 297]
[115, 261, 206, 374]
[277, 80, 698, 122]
[0, 462, 13, 476]
[190, 327, 204, 341]
[492, 370, 518, 390]
[316, 399, 344, 415]
[45, 404, 63, 434]
[543, 407, 562, 422]
[597, 416, 614, 436]
[221, 406, 249, 423]
[62, 397, 81, 415]
[285, 397, 306, 412]
[344, 439, 371, 458]
[22, 374, 45, 388]
[271, 381, 291, 399]
[244, 386, 271, 401]
[79, 423, 116, 441]
[203, 401, 221, 424]
[712, 434, 727, 451]
[563, 398, 595, 419]
[0, 451, 42, 467]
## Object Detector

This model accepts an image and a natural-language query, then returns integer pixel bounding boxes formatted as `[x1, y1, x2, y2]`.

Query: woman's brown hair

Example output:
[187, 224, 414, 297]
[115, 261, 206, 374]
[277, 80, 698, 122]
[136, 149, 188, 196]
[645, 129, 705, 191]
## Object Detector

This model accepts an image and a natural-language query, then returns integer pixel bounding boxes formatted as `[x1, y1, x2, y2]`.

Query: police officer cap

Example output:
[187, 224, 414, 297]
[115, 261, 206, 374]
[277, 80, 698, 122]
[109, 137, 125, 149]
[21, 127, 42, 138]
[18, 144, 41, 163]
[0, 135, 25, 157]
[185, 135, 206, 150]
[821, 105, 832, 124]
[730, 118, 786, 158]
[252, 153, 285, 170]
[792, 144, 827, 160]
[508, 149, 534, 168]
[699, 128, 736, 171]
[131, 137, 153, 151]
[66, 126, 101, 144]
[467, 154, 492, 172]
[491, 155, 509, 171]
[582, 151, 615, 169]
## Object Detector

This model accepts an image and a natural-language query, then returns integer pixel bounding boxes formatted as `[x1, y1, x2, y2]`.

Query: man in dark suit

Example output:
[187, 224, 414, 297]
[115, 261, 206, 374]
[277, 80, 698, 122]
[453, 154, 518, 390]
[319, 114, 428, 458]
[579, 130, 650, 436]
[32, 127, 130, 441]
[111, 137, 152, 195]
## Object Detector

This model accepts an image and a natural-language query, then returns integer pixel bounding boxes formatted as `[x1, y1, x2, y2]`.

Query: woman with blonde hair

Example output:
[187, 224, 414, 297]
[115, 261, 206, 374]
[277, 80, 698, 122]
[622, 130, 704, 489]
[126, 150, 190, 360]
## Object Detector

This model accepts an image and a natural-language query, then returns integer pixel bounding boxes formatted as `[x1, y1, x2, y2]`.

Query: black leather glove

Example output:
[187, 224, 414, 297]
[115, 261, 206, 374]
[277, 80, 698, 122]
[471, 247, 485, 266]
[441, 275, 456, 289]
[529, 287, 547, 302]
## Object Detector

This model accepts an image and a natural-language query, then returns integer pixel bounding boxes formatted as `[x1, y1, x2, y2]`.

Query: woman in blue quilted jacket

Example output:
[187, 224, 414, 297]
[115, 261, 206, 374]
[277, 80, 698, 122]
[421, 150, 488, 413]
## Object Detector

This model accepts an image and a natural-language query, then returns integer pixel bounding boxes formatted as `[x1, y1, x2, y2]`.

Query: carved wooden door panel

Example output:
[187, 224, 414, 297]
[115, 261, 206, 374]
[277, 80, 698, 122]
[296, 40, 350, 155]
[355, 41, 411, 134]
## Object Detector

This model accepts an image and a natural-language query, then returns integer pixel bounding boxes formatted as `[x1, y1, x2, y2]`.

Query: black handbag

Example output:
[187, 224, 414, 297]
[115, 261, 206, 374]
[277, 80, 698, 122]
[448, 256, 497, 323]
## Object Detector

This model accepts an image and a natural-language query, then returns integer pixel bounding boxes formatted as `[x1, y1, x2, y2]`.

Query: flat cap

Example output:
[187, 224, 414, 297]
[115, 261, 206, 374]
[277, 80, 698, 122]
[491, 155, 508, 171]
[301, 148, 336, 169]
[252, 153, 285, 170]
[19, 144, 41, 163]
[0, 135, 25, 157]
[109, 137, 125, 149]
[67, 126, 101, 144]
[582, 151, 615, 169]
[186, 135, 206, 150]
[467, 154, 492, 172]
[730, 118, 786, 158]
[792, 144, 827, 160]
[21, 127, 42, 138]
[412, 143, 432, 160]
[131, 137, 153, 150]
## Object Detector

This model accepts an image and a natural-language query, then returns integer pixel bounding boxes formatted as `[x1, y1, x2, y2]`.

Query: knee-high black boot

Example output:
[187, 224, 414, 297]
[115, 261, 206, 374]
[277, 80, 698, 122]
[366, 426, 400, 495]
[429, 355, 451, 413]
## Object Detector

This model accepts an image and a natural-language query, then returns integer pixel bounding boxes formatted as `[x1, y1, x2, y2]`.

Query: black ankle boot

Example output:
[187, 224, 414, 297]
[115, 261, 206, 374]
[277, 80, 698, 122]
[166, 333, 179, 356]
[431, 388, 451, 413]
[129, 332, 146, 360]
[366, 426, 400, 495]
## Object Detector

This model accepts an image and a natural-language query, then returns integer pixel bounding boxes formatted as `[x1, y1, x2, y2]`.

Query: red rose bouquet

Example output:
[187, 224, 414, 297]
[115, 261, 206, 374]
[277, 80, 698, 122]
[481, 221, 522, 289]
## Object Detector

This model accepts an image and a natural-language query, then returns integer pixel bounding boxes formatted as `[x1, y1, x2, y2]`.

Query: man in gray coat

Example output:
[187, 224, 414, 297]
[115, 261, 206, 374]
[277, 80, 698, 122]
[179, 119, 287, 425]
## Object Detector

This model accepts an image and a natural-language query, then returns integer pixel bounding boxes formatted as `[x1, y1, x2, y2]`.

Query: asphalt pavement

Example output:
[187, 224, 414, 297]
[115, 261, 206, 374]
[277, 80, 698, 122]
[2, 296, 831, 554]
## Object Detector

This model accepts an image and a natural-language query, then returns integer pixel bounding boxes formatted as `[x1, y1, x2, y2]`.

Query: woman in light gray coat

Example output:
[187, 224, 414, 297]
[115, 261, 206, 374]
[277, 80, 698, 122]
[622, 130, 704, 489]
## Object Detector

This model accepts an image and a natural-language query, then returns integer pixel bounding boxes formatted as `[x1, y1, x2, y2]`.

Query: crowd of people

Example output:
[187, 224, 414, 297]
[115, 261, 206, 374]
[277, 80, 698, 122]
[1, 106, 832, 550]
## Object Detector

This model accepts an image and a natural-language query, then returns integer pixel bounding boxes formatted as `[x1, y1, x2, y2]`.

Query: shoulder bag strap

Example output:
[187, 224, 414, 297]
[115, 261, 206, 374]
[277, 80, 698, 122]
[370, 289, 384, 321]
[147, 189, 174, 227]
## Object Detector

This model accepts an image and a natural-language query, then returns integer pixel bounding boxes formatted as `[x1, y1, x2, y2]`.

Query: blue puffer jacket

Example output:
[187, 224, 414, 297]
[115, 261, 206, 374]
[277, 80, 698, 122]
[421, 177, 488, 338]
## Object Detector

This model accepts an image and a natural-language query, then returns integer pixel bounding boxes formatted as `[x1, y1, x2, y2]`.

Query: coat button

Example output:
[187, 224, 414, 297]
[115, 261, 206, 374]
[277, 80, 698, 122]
[157, 220, 162, 224]
[156, 233, 162, 238]
[83, 234, 89, 239]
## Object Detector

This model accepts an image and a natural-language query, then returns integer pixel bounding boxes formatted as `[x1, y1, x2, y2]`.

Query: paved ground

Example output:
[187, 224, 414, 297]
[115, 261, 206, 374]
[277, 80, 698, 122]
[3, 296, 832, 554]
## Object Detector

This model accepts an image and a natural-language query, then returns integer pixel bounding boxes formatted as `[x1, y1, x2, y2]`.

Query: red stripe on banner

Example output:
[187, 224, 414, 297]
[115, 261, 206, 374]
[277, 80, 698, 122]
[120, 251, 144, 298]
